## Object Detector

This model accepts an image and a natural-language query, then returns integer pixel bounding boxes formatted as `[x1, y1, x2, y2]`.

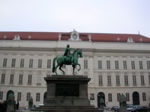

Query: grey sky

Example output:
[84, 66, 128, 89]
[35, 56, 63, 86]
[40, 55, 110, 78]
[0, 0, 150, 37]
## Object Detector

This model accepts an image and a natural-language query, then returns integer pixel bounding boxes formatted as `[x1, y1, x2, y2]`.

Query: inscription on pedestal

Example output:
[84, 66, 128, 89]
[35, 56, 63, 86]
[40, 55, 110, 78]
[56, 84, 79, 96]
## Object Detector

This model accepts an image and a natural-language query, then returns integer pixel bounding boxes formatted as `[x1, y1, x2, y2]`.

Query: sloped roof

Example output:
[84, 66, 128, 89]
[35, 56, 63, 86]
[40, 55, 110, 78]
[0, 31, 150, 42]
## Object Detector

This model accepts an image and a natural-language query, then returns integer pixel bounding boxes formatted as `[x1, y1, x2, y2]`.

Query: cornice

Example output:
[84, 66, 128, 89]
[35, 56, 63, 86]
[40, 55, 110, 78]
[0, 47, 150, 54]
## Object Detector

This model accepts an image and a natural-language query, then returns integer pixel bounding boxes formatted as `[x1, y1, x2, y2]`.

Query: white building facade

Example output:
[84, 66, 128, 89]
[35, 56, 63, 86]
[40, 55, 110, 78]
[0, 31, 150, 108]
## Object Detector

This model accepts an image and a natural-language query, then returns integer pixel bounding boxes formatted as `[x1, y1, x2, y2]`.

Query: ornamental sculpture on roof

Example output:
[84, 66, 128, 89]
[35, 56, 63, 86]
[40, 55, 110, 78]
[52, 44, 83, 75]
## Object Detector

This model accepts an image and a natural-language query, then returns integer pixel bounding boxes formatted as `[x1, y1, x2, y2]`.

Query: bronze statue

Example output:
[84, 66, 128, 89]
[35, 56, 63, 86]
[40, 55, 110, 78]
[6, 93, 16, 112]
[52, 44, 83, 75]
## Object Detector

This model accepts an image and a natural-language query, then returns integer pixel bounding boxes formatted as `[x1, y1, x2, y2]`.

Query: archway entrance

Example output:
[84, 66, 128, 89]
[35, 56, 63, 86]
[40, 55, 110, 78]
[6, 90, 14, 100]
[132, 92, 140, 105]
[97, 92, 105, 108]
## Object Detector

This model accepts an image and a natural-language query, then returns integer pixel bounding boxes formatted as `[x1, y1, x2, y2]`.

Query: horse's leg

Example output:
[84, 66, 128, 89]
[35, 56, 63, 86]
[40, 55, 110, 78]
[76, 63, 81, 71]
[59, 64, 65, 75]
[72, 65, 76, 75]
[55, 64, 59, 75]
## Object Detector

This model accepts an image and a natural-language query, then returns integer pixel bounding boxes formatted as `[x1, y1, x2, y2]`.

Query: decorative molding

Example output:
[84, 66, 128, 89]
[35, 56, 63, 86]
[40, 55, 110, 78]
[0, 47, 150, 54]
[68, 29, 82, 41]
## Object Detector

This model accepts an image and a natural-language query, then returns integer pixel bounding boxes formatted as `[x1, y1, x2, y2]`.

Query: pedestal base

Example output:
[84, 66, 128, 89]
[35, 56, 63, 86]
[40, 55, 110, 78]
[31, 106, 103, 112]
[31, 75, 102, 112]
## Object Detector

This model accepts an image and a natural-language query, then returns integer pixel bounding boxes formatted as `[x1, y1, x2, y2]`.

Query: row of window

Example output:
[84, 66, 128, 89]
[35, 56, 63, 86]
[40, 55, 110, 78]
[97, 60, 150, 70]
[1, 73, 150, 86]
[2, 58, 150, 70]
[98, 75, 150, 86]
[1, 74, 36, 85]
[2, 58, 52, 68]
[0, 91, 41, 102]
[0, 91, 147, 103]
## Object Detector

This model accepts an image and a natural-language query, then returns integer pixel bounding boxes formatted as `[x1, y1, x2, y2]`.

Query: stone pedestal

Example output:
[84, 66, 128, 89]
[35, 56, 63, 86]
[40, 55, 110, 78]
[31, 75, 102, 112]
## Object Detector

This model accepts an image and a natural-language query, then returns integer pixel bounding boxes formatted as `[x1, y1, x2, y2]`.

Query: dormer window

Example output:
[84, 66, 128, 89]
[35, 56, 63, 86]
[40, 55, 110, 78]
[13, 35, 21, 40]
[3, 35, 7, 39]
[139, 38, 143, 42]
[117, 37, 120, 42]
[69, 29, 81, 41]
[127, 37, 134, 43]
[28, 35, 32, 39]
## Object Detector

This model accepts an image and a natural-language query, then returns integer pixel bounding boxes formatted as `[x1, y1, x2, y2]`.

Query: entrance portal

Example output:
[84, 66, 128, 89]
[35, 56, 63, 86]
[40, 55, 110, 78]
[6, 90, 14, 100]
[132, 92, 140, 105]
[97, 92, 105, 108]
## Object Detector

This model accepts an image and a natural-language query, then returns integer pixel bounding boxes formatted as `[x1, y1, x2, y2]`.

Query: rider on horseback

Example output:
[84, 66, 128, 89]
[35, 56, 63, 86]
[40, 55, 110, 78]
[64, 44, 74, 64]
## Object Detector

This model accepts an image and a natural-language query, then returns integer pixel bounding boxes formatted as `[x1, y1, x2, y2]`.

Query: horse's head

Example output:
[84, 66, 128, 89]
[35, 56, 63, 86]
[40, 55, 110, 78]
[73, 49, 83, 58]
[78, 49, 83, 58]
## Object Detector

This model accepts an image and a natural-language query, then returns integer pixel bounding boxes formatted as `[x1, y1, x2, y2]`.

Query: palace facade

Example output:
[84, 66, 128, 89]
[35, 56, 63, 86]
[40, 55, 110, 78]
[0, 30, 150, 108]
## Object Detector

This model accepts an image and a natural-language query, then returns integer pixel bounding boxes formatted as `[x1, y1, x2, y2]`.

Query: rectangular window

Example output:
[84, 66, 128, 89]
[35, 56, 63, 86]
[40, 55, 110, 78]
[38, 59, 42, 68]
[147, 61, 150, 69]
[47, 59, 51, 68]
[1, 74, 5, 84]
[107, 76, 111, 86]
[139, 61, 143, 69]
[123, 61, 127, 69]
[131, 61, 135, 69]
[98, 60, 102, 69]
[28, 75, 32, 85]
[11, 59, 16, 67]
[108, 93, 112, 102]
[126, 93, 130, 101]
[141, 75, 145, 86]
[107, 61, 110, 69]
[20, 59, 24, 68]
[26, 92, 31, 101]
[10, 74, 14, 84]
[84, 60, 88, 69]
[116, 75, 120, 86]
[124, 76, 128, 86]
[142, 93, 146, 101]
[115, 61, 119, 69]
[17, 92, 21, 101]
[117, 93, 120, 102]
[99, 75, 103, 86]
[29, 59, 33, 68]
[36, 93, 40, 102]
[3, 58, 7, 67]
[0, 91, 3, 100]
[18, 74, 23, 85]
[133, 75, 137, 86]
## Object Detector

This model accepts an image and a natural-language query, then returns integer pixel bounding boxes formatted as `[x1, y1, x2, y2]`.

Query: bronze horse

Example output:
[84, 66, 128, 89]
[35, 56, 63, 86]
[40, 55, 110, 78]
[52, 49, 83, 75]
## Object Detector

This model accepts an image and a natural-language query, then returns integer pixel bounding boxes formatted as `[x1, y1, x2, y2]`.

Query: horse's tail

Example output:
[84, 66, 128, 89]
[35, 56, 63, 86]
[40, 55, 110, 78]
[52, 57, 57, 73]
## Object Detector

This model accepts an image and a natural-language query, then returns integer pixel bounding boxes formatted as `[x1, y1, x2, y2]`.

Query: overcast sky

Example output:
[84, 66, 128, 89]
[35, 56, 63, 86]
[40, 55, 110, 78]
[0, 0, 150, 37]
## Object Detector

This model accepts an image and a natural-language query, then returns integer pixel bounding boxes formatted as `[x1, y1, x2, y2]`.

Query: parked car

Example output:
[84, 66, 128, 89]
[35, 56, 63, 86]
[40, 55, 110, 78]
[103, 106, 109, 110]
[127, 104, 134, 108]
[38, 104, 44, 107]
[131, 105, 150, 112]
[127, 104, 134, 111]
[111, 106, 120, 112]
[127, 105, 148, 112]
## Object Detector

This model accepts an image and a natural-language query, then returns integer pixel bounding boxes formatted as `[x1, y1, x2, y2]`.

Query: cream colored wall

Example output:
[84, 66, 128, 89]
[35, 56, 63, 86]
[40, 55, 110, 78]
[0, 40, 150, 108]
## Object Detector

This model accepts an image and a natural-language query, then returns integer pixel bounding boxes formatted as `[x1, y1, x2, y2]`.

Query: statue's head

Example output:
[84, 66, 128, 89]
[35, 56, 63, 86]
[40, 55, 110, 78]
[8, 93, 15, 101]
[67, 44, 70, 48]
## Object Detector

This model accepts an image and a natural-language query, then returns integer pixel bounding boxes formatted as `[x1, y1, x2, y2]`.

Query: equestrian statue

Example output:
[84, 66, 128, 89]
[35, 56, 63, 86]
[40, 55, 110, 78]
[52, 44, 83, 75]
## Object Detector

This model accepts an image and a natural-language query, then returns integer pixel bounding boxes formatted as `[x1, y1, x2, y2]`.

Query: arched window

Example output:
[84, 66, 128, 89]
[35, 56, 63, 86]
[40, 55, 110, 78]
[127, 37, 134, 43]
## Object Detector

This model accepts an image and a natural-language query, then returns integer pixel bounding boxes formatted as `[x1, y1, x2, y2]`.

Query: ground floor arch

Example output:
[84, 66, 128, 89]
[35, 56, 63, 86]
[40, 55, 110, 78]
[132, 91, 140, 105]
[6, 90, 14, 100]
[97, 92, 105, 108]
